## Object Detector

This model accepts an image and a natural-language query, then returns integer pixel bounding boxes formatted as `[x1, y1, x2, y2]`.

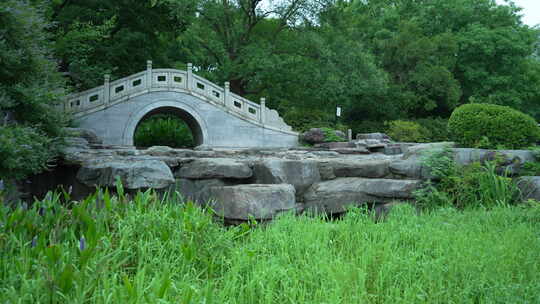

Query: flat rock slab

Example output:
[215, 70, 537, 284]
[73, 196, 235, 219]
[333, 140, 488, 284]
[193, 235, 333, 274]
[176, 158, 252, 179]
[332, 159, 392, 178]
[77, 160, 174, 189]
[209, 184, 296, 220]
[304, 178, 422, 214]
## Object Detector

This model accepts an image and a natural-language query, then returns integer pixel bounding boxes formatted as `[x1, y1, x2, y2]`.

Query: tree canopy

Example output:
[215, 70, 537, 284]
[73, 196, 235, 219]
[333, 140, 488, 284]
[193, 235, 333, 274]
[1, 0, 539, 178]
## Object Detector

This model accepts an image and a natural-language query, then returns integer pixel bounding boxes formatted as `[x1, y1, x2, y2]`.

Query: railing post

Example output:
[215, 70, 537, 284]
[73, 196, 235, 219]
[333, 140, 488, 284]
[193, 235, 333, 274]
[146, 60, 153, 89]
[103, 74, 111, 105]
[187, 63, 193, 90]
[260, 97, 266, 125]
[224, 81, 230, 107]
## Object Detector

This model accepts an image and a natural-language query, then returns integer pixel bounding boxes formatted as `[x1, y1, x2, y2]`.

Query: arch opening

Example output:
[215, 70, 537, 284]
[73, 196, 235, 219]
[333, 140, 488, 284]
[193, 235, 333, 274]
[133, 106, 204, 148]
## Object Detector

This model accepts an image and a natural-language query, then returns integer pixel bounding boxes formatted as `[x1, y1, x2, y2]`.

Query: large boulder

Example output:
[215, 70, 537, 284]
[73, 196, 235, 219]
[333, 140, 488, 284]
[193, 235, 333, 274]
[452, 148, 535, 167]
[356, 133, 391, 141]
[176, 158, 252, 179]
[76, 160, 174, 189]
[303, 178, 422, 214]
[253, 159, 320, 199]
[171, 178, 234, 204]
[64, 127, 102, 145]
[389, 159, 434, 180]
[517, 176, 540, 201]
[209, 184, 296, 220]
[314, 142, 355, 149]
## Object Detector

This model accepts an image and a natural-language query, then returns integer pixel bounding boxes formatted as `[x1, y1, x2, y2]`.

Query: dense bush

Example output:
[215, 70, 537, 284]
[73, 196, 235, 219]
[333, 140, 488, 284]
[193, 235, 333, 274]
[320, 127, 346, 142]
[386, 120, 429, 143]
[0, 127, 57, 180]
[415, 117, 451, 142]
[283, 108, 335, 132]
[448, 103, 540, 149]
[348, 120, 387, 137]
[0, 1, 67, 180]
[134, 114, 195, 148]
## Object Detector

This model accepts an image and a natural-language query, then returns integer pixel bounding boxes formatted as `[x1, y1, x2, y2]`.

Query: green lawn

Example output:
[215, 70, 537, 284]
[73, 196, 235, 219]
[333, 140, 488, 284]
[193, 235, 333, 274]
[1, 190, 539, 303]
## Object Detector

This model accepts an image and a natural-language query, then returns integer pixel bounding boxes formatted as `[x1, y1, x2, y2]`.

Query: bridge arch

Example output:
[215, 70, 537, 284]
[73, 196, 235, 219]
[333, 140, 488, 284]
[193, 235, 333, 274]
[123, 99, 210, 147]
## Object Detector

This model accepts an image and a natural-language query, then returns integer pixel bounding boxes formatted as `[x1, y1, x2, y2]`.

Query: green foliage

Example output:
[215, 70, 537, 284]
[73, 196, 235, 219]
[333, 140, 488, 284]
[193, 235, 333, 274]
[448, 103, 540, 149]
[521, 147, 540, 176]
[0, 0, 67, 180]
[0, 126, 57, 180]
[348, 120, 388, 137]
[49, 0, 180, 90]
[416, 148, 520, 209]
[2, 189, 540, 302]
[415, 117, 451, 142]
[320, 127, 345, 142]
[386, 120, 429, 143]
[283, 108, 333, 132]
[134, 115, 194, 148]
[521, 162, 540, 176]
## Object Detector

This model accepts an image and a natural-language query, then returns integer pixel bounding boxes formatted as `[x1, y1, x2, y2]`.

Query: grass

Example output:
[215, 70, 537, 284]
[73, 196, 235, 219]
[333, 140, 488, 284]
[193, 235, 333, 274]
[1, 187, 540, 303]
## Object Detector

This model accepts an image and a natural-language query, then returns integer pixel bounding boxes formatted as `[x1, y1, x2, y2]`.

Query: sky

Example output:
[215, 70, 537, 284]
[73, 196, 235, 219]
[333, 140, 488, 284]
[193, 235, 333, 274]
[496, 0, 540, 26]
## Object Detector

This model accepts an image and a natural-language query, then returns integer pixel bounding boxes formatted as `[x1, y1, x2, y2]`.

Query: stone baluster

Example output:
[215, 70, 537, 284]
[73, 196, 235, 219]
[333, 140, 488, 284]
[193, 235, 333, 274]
[104, 74, 111, 105]
[187, 63, 193, 90]
[224, 81, 230, 107]
[260, 98, 266, 124]
[146, 60, 153, 89]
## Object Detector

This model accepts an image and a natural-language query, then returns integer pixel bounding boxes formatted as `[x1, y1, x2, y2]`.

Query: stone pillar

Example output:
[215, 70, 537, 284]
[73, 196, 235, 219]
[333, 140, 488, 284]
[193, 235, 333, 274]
[260, 98, 266, 124]
[103, 74, 111, 105]
[348, 129, 352, 141]
[146, 60, 153, 89]
[187, 63, 193, 90]
[224, 81, 230, 107]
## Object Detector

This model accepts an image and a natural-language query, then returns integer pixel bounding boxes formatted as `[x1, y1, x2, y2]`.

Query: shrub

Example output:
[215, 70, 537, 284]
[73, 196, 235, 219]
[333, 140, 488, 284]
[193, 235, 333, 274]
[448, 103, 540, 149]
[134, 114, 195, 148]
[318, 127, 344, 142]
[415, 148, 520, 209]
[0, 1, 68, 180]
[415, 117, 451, 142]
[348, 120, 387, 136]
[283, 108, 333, 132]
[0, 126, 57, 180]
[386, 120, 430, 142]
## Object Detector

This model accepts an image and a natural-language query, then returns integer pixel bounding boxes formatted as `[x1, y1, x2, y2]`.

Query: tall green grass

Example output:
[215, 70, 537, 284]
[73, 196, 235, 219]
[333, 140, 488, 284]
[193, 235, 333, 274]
[1, 189, 540, 303]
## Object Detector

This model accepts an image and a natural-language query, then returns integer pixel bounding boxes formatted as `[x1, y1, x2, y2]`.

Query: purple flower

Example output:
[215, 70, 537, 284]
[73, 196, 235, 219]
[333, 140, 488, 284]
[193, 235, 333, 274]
[38, 207, 45, 216]
[79, 236, 86, 251]
[31, 236, 37, 248]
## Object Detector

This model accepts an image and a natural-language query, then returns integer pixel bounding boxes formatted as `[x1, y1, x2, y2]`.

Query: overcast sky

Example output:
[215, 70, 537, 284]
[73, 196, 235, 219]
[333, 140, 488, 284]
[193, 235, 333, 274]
[496, 0, 539, 26]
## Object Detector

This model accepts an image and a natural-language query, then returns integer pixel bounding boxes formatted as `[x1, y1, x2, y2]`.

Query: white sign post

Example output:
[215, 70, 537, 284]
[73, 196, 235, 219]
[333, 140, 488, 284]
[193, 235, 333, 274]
[336, 106, 342, 117]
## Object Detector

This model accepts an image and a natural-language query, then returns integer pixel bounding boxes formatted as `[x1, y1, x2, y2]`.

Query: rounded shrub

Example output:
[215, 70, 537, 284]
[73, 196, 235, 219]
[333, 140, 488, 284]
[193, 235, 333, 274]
[448, 103, 540, 149]
[386, 120, 430, 143]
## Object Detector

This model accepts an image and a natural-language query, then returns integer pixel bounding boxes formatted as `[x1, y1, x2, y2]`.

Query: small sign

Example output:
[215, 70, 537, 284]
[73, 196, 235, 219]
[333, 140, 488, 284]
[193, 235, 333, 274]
[336, 106, 342, 117]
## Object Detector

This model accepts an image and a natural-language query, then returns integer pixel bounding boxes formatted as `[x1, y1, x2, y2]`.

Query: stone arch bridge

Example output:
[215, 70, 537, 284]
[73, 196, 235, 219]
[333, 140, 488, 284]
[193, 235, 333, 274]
[63, 61, 298, 148]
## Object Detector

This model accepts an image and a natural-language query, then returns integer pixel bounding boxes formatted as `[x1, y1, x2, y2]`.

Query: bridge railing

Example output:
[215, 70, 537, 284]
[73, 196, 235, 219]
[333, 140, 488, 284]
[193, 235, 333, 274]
[63, 60, 285, 129]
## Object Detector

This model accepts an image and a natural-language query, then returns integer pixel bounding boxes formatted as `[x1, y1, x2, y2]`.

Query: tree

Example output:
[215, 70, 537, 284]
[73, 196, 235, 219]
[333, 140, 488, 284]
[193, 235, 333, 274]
[165, 0, 387, 129]
[0, 0, 67, 180]
[330, 0, 540, 119]
[49, 0, 183, 89]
